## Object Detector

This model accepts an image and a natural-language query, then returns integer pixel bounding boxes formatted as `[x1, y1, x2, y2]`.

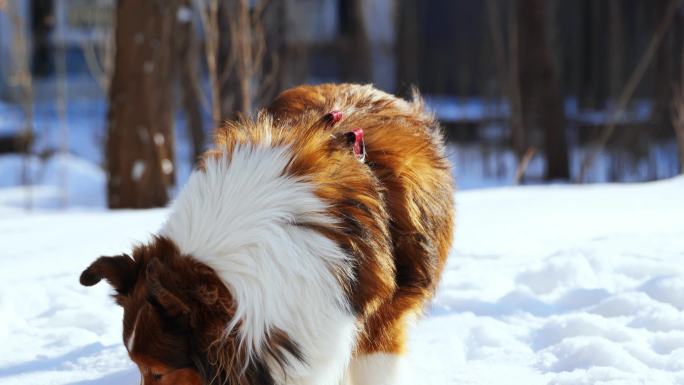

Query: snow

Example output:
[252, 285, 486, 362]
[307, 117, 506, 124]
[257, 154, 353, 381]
[424, 96, 506, 122]
[176, 6, 192, 23]
[409, 177, 684, 385]
[1, 175, 683, 384]
[425, 96, 653, 125]
[0, 209, 166, 385]
[0, 154, 105, 210]
[131, 160, 145, 181]
[450, 141, 680, 189]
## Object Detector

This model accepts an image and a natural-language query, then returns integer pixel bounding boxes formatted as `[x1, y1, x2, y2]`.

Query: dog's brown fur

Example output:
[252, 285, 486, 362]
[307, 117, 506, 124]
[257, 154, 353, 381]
[266, 84, 454, 353]
[80, 83, 454, 384]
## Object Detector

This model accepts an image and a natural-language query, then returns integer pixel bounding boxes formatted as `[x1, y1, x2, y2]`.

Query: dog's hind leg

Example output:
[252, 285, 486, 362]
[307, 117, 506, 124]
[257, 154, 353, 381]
[348, 352, 405, 385]
[349, 294, 420, 385]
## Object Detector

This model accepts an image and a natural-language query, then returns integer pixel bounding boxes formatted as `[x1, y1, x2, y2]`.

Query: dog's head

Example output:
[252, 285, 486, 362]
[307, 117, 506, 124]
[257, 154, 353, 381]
[79, 237, 233, 385]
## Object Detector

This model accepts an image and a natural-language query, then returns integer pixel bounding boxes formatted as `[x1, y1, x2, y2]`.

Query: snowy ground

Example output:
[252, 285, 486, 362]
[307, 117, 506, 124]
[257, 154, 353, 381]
[1, 176, 683, 385]
[414, 177, 684, 385]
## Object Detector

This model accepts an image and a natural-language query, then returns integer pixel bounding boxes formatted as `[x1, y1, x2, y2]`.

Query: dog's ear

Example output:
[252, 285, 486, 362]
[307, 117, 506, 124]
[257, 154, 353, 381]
[79, 255, 137, 295]
[145, 257, 191, 318]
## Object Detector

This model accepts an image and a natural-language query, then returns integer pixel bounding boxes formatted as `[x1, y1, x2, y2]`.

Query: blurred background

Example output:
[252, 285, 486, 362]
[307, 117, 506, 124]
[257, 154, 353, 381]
[0, 0, 683, 210]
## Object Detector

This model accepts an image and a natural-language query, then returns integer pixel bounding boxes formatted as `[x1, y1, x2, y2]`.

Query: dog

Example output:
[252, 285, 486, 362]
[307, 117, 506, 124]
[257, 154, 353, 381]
[80, 83, 454, 385]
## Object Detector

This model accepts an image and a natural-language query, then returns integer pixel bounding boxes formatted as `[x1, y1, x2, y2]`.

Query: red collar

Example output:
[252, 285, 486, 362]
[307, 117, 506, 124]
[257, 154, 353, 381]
[324, 110, 365, 162]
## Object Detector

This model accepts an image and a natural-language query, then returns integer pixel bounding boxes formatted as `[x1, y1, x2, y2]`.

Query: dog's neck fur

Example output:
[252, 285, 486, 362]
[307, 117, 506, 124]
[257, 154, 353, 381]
[161, 140, 356, 384]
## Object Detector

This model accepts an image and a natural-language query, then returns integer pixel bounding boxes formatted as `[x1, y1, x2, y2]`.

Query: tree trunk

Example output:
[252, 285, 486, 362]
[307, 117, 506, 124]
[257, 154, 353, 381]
[487, 0, 525, 161]
[608, 0, 624, 102]
[673, 32, 684, 174]
[654, 0, 675, 135]
[677, 118, 684, 174]
[175, 0, 205, 164]
[106, 0, 177, 208]
[578, 0, 594, 110]
[30, 0, 54, 76]
[257, 0, 288, 106]
[507, 0, 525, 160]
[340, 0, 372, 83]
[218, 0, 252, 121]
[396, 0, 421, 95]
[232, 0, 252, 116]
[517, 0, 570, 180]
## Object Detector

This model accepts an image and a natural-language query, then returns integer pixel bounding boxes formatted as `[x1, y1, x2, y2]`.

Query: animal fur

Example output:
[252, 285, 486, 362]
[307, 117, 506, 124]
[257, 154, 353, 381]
[80, 83, 454, 385]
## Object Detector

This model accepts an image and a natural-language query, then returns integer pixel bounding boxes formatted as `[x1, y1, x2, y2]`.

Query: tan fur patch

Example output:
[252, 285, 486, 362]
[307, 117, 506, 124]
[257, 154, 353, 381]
[250, 83, 454, 354]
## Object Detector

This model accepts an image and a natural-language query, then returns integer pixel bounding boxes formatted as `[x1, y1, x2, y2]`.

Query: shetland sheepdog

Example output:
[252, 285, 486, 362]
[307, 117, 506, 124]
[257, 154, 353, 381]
[80, 84, 454, 385]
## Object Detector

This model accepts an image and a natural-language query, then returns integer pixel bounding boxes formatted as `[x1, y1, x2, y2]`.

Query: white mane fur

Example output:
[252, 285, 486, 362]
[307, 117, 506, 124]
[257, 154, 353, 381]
[161, 142, 356, 384]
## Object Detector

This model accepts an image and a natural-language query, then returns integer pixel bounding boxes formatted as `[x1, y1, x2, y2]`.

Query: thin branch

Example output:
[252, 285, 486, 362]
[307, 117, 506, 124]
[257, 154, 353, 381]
[81, 39, 110, 92]
[672, 32, 684, 174]
[218, 2, 237, 88]
[514, 147, 537, 184]
[56, 19, 69, 207]
[507, 0, 525, 159]
[194, 0, 221, 127]
[578, 0, 682, 182]
[6, 0, 34, 210]
[79, 2, 115, 93]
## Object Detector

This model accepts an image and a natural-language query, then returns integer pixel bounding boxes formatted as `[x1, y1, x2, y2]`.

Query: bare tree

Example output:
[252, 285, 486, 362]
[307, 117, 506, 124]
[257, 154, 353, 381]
[340, 0, 371, 83]
[193, 0, 276, 127]
[516, 0, 570, 180]
[256, 0, 287, 106]
[396, 0, 421, 95]
[218, 0, 254, 119]
[507, 0, 525, 165]
[653, 0, 676, 134]
[81, 0, 116, 93]
[55, 2, 69, 207]
[578, 0, 681, 182]
[175, 0, 205, 163]
[672, 35, 684, 174]
[607, 0, 624, 101]
[486, 0, 526, 172]
[5, 0, 35, 209]
[672, 95, 684, 174]
[106, 0, 178, 208]
[195, 0, 221, 127]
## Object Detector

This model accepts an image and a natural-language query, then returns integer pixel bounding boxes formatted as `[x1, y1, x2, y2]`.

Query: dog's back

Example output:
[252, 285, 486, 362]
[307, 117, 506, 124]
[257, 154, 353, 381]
[267, 83, 455, 364]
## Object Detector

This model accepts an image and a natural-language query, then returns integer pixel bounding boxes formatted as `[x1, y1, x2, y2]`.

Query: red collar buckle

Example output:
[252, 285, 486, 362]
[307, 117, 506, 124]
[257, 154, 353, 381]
[324, 111, 365, 162]
[325, 110, 343, 126]
[347, 128, 366, 162]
